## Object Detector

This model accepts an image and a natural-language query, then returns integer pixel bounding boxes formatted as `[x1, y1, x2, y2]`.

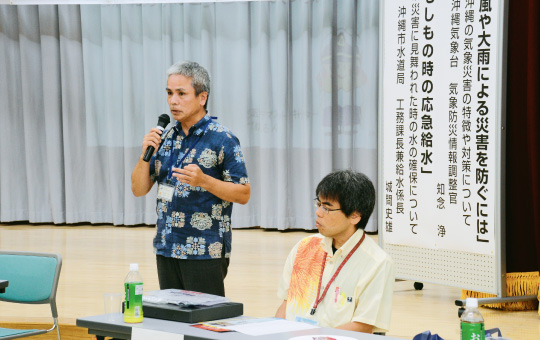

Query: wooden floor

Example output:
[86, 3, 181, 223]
[0, 224, 538, 340]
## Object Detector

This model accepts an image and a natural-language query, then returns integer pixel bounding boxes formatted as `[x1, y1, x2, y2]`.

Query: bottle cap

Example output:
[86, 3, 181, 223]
[130, 263, 139, 271]
[466, 297, 478, 308]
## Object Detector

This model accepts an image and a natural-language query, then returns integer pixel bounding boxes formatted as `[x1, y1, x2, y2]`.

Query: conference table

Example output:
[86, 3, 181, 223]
[77, 313, 403, 340]
[0, 280, 7, 294]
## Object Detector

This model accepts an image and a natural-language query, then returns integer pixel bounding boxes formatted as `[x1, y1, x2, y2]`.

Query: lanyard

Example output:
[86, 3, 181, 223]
[310, 231, 366, 316]
[166, 117, 215, 182]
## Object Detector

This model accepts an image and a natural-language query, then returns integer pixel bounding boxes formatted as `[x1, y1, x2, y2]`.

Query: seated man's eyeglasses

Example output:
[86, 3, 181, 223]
[313, 198, 342, 214]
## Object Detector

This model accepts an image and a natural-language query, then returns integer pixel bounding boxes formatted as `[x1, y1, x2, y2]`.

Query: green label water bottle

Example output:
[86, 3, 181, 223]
[460, 298, 485, 340]
[124, 263, 144, 323]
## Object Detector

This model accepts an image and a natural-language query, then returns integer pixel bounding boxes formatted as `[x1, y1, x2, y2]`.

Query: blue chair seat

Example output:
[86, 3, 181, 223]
[0, 251, 62, 340]
[0, 329, 45, 338]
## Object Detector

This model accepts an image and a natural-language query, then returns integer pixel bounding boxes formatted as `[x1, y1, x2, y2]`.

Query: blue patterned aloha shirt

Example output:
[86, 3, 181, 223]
[149, 114, 249, 260]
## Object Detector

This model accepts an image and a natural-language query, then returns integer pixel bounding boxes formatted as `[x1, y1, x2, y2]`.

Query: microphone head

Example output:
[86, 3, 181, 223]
[157, 114, 171, 128]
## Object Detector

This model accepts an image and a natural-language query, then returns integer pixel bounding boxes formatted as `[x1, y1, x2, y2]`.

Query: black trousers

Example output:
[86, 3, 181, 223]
[156, 255, 230, 297]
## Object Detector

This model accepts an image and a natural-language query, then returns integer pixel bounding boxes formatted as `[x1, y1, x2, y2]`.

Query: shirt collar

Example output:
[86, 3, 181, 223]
[173, 113, 212, 137]
[322, 228, 365, 257]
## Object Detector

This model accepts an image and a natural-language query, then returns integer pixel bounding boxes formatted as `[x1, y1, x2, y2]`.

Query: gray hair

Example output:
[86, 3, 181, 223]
[166, 61, 211, 101]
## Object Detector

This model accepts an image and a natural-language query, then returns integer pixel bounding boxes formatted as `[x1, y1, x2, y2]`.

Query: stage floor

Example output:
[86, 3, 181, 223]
[0, 224, 538, 340]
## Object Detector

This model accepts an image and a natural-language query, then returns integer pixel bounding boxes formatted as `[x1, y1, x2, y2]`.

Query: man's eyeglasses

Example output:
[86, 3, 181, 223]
[313, 198, 342, 214]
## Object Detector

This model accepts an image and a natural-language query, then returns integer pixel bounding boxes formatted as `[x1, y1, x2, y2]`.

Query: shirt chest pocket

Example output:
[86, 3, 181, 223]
[331, 285, 356, 310]
[317, 284, 356, 328]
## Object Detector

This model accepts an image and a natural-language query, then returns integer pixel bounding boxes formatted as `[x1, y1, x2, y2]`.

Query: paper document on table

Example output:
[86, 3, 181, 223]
[132, 327, 184, 340]
[222, 318, 319, 336]
[191, 316, 256, 332]
[143, 289, 230, 306]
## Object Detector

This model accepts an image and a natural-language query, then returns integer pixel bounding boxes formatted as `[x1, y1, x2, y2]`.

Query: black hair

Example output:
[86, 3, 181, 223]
[315, 169, 376, 229]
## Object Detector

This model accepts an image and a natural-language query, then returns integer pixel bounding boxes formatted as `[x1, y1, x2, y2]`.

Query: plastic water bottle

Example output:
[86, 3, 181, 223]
[460, 297, 485, 340]
[124, 263, 143, 323]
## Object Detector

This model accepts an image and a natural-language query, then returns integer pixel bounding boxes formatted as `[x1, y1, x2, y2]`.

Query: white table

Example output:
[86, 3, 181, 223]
[76, 313, 402, 340]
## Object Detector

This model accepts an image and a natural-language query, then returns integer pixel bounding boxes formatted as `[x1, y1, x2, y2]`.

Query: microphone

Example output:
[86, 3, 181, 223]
[143, 114, 171, 162]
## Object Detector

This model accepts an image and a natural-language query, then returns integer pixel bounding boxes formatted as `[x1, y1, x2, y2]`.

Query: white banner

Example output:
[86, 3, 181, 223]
[381, 0, 504, 255]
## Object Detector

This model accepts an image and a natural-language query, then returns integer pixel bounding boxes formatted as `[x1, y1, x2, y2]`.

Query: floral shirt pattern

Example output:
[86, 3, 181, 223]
[150, 114, 249, 260]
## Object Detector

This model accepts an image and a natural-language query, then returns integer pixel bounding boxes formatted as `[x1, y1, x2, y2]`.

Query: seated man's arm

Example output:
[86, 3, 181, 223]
[337, 321, 373, 334]
[349, 255, 395, 334]
[276, 299, 373, 333]
[275, 300, 287, 319]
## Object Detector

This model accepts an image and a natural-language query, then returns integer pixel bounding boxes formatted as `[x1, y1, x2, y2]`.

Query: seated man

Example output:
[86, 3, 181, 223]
[275, 170, 395, 334]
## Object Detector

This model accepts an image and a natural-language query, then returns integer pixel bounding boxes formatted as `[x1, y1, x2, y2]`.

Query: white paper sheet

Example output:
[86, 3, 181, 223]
[224, 318, 319, 336]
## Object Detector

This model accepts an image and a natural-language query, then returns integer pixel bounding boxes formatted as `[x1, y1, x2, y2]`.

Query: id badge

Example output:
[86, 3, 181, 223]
[157, 183, 175, 202]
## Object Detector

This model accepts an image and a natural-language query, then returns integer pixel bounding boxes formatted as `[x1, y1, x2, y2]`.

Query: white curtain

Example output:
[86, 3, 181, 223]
[0, 0, 380, 232]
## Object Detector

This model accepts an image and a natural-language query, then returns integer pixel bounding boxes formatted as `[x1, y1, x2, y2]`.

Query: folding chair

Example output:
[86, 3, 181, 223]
[0, 251, 62, 340]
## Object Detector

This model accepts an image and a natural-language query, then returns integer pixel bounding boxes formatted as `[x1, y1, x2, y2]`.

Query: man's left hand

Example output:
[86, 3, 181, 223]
[172, 164, 207, 187]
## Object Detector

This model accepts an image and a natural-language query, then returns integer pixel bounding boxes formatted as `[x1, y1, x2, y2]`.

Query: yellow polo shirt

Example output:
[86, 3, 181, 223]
[277, 229, 395, 333]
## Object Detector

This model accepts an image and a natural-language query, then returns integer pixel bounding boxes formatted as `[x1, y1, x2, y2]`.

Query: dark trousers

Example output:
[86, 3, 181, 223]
[156, 255, 230, 297]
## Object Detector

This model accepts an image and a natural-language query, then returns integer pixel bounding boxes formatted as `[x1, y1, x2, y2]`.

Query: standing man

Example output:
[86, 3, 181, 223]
[131, 61, 250, 297]
[275, 170, 394, 333]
